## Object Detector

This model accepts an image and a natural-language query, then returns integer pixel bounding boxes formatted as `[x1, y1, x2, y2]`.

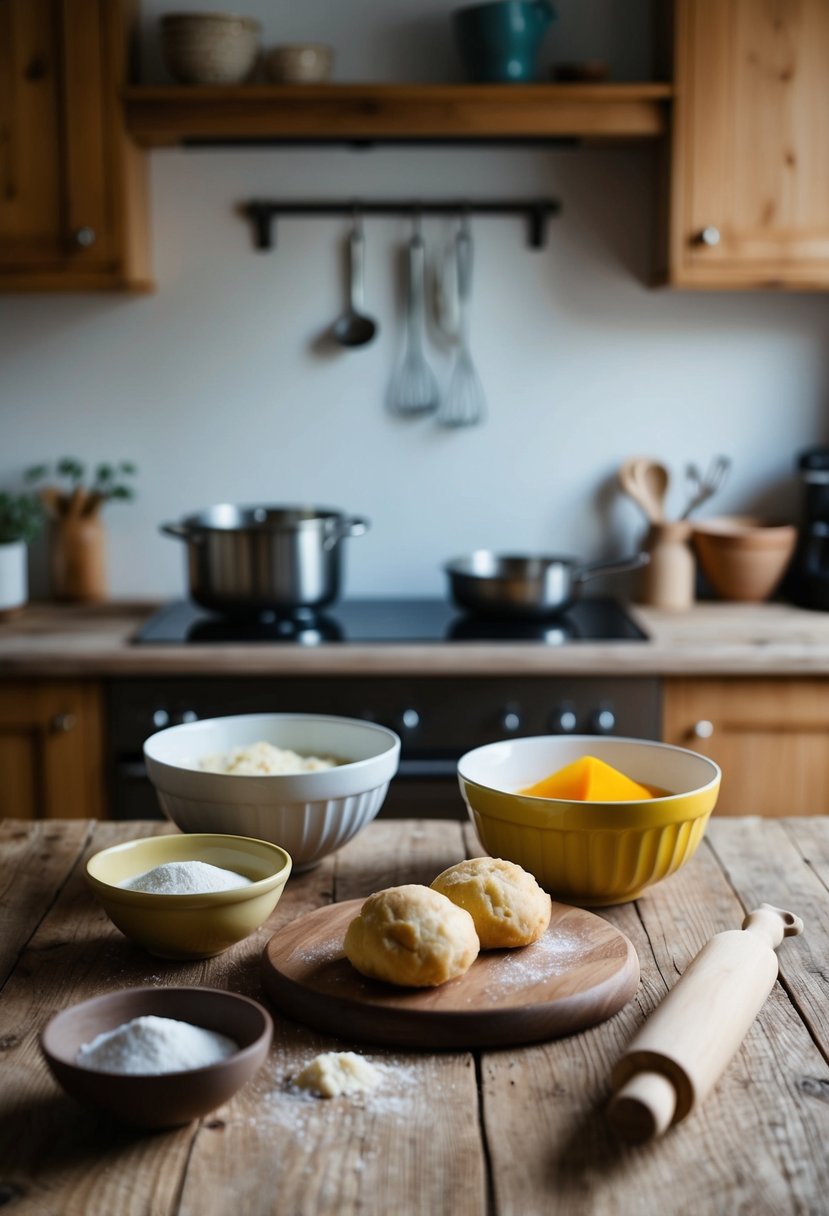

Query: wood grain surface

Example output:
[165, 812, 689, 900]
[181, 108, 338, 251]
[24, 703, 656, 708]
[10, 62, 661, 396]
[0, 816, 828, 1216]
[262, 899, 639, 1049]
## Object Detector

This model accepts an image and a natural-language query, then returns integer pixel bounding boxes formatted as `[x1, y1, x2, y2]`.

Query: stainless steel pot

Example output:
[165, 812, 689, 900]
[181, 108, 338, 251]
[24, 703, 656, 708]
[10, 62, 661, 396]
[444, 550, 648, 619]
[161, 505, 368, 614]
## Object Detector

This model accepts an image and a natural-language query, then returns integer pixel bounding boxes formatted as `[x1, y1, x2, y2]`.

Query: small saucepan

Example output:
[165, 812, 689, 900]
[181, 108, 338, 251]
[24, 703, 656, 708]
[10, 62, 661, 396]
[444, 550, 649, 619]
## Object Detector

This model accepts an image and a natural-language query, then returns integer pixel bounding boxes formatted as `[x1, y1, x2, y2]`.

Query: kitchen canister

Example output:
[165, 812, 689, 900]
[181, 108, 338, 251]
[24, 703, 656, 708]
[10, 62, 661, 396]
[452, 0, 556, 83]
[639, 521, 696, 610]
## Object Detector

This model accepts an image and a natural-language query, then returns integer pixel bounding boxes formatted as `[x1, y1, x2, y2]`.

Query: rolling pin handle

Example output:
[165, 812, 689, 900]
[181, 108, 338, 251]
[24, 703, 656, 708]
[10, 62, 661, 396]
[607, 1070, 677, 1143]
[742, 904, 804, 949]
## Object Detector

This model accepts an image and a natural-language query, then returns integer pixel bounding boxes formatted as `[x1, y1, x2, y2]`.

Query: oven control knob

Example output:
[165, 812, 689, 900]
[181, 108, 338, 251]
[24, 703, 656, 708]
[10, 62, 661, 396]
[398, 708, 421, 732]
[152, 709, 171, 729]
[179, 710, 199, 724]
[499, 705, 522, 733]
[549, 704, 578, 734]
[590, 706, 616, 735]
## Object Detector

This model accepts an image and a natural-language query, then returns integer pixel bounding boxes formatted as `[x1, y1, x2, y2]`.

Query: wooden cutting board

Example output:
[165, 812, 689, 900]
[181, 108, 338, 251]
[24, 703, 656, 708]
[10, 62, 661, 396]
[261, 899, 639, 1049]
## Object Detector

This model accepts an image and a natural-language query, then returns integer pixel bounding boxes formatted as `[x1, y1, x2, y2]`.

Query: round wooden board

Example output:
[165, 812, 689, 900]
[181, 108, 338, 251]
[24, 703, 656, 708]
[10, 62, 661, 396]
[261, 899, 640, 1049]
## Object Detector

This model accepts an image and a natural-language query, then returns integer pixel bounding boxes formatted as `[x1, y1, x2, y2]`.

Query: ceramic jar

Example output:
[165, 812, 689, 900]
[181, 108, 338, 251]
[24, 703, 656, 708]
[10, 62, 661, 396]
[639, 521, 696, 610]
[0, 540, 27, 615]
[51, 515, 107, 602]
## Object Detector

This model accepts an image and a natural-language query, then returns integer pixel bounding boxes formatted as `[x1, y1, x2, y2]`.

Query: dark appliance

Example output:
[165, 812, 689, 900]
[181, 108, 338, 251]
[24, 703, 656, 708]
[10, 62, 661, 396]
[110, 597, 659, 821]
[790, 448, 829, 610]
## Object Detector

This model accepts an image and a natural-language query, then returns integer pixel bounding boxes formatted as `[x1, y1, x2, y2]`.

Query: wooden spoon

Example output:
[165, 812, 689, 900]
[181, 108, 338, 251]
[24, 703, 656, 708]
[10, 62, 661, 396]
[619, 457, 669, 524]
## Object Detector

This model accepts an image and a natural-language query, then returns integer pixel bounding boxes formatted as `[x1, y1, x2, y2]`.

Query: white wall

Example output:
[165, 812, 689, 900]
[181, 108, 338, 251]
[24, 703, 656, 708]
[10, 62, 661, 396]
[2, 0, 828, 601]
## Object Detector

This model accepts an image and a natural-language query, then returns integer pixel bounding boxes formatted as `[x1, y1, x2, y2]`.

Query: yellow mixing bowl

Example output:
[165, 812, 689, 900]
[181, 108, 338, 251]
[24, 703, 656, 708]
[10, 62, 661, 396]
[86, 834, 292, 959]
[458, 736, 720, 906]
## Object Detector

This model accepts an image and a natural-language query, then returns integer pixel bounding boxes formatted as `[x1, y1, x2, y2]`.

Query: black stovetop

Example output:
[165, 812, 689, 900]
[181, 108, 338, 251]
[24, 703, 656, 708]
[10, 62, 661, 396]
[133, 597, 647, 647]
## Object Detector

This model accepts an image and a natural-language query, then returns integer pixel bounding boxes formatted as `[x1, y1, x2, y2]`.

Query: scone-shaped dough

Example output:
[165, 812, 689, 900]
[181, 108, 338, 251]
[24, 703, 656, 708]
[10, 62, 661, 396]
[431, 857, 552, 949]
[344, 884, 480, 988]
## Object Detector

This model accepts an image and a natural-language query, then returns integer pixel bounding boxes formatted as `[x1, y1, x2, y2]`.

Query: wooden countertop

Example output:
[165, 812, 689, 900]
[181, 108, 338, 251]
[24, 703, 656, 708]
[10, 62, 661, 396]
[2, 816, 827, 1215]
[3, 600, 829, 677]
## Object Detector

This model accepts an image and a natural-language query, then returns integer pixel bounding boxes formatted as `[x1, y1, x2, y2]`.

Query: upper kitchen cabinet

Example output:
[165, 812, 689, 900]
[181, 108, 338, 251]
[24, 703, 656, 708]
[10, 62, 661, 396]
[667, 0, 829, 289]
[0, 0, 151, 291]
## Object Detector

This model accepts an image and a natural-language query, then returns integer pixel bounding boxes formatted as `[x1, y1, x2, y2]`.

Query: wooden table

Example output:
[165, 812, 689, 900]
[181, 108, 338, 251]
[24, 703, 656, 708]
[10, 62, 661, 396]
[2, 816, 828, 1216]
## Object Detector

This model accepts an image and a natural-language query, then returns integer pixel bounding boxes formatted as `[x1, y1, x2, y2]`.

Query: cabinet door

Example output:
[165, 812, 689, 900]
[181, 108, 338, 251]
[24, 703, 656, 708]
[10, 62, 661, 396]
[663, 678, 829, 815]
[0, 682, 104, 819]
[0, 0, 150, 290]
[670, 0, 829, 288]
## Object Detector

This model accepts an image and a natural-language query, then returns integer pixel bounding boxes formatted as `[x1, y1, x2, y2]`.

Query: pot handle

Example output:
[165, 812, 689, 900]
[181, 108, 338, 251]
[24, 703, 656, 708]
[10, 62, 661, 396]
[160, 522, 203, 544]
[322, 516, 370, 550]
[574, 552, 649, 584]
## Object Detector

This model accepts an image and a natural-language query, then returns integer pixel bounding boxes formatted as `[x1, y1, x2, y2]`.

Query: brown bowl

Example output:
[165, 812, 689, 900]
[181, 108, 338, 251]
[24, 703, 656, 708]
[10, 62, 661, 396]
[692, 516, 798, 602]
[40, 987, 272, 1129]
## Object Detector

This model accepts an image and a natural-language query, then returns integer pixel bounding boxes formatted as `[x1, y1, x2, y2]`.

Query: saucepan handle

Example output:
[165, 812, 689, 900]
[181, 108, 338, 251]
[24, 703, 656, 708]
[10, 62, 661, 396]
[574, 552, 649, 584]
[322, 516, 370, 550]
[160, 522, 205, 545]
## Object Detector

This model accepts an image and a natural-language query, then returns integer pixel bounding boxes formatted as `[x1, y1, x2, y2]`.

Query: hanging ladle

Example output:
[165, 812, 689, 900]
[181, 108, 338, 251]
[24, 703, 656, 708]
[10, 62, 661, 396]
[332, 211, 377, 348]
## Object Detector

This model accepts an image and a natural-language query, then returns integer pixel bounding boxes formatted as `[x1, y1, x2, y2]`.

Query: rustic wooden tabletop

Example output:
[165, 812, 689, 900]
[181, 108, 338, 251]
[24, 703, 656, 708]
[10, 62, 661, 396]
[1, 816, 828, 1216]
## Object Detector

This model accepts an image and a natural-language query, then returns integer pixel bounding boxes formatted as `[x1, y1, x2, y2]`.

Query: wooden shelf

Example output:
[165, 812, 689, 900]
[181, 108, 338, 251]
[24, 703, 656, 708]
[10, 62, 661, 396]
[124, 82, 672, 147]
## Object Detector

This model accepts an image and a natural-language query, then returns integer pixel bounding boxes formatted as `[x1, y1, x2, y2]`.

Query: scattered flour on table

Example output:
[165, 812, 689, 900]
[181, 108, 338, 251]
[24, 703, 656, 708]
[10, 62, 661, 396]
[76, 1015, 238, 1074]
[197, 741, 340, 775]
[120, 861, 252, 894]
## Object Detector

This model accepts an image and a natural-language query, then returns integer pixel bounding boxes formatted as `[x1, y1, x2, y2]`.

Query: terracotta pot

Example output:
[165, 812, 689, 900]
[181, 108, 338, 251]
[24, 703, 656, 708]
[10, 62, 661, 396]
[691, 516, 797, 602]
[51, 514, 107, 602]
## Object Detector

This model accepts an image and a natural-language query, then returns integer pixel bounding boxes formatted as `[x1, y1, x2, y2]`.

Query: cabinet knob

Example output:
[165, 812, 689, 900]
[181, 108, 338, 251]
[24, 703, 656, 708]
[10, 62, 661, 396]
[72, 227, 96, 248]
[591, 706, 616, 735]
[691, 719, 715, 740]
[549, 704, 578, 734]
[696, 226, 721, 248]
[398, 708, 421, 732]
[500, 705, 522, 733]
[50, 712, 76, 733]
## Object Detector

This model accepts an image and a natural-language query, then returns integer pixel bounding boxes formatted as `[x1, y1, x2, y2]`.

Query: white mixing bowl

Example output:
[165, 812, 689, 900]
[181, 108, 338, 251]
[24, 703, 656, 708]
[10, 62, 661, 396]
[144, 713, 401, 871]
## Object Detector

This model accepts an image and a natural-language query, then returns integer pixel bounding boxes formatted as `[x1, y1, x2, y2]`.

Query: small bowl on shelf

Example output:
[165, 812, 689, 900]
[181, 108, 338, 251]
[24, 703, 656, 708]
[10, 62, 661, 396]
[264, 43, 334, 83]
[458, 735, 721, 906]
[40, 986, 272, 1129]
[143, 713, 401, 872]
[161, 12, 261, 84]
[86, 833, 292, 959]
[691, 516, 798, 602]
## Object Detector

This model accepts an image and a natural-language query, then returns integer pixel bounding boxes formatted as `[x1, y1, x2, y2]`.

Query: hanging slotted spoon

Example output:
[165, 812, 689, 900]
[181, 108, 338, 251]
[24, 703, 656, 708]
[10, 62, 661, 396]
[388, 217, 441, 417]
[437, 218, 486, 429]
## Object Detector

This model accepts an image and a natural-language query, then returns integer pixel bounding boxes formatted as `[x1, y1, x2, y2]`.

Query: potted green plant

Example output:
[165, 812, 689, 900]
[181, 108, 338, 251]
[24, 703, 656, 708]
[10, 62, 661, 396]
[0, 491, 43, 615]
[25, 459, 137, 602]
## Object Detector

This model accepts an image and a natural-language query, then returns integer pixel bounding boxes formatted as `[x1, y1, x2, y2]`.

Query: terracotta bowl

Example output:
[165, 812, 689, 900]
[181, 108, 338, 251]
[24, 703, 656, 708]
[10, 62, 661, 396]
[692, 516, 798, 602]
[40, 986, 272, 1129]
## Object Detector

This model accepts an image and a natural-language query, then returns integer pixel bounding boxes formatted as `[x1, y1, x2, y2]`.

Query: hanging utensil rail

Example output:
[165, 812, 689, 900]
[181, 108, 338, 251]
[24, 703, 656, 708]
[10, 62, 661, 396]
[242, 197, 561, 251]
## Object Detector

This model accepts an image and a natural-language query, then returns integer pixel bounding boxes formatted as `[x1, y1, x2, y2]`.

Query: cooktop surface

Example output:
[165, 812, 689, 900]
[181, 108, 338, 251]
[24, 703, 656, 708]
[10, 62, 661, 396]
[133, 598, 648, 646]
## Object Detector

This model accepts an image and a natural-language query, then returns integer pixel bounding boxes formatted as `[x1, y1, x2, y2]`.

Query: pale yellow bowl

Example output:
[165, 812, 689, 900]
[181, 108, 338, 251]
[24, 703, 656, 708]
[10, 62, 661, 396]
[458, 736, 720, 906]
[86, 834, 292, 960]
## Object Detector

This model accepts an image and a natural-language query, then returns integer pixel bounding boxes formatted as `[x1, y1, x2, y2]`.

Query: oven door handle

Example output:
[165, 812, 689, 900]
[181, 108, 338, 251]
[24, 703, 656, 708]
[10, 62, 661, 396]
[396, 759, 460, 780]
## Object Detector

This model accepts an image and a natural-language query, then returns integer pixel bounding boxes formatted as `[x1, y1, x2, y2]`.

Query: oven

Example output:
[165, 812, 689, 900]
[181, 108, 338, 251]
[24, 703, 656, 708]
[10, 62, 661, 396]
[105, 673, 662, 821]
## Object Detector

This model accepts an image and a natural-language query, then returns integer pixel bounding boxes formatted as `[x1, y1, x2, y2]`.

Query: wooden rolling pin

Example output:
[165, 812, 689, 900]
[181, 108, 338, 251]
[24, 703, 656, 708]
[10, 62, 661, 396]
[607, 903, 803, 1143]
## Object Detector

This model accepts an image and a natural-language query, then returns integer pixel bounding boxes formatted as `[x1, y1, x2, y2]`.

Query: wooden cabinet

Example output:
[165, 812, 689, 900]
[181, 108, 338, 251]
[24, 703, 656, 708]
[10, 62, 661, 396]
[667, 0, 829, 289]
[0, 0, 150, 291]
[0, 681, 105, 819]
[663, 678, 829, 816]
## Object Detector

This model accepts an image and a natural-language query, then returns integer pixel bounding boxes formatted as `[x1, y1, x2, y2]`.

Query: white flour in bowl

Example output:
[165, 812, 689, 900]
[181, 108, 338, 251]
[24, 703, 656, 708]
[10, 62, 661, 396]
[197, 741, 340, 775]
[120, 861, 252, 894]
[76, 1015, 238, 1074]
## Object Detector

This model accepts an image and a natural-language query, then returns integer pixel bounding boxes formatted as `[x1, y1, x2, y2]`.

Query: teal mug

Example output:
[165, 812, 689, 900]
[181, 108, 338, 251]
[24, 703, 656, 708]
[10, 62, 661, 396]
[453, 0, 556, 83]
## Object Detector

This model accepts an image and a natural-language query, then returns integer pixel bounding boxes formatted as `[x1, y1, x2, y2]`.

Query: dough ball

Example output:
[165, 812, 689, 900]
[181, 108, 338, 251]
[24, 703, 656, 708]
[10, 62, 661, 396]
[343, 884, 480, 988]
[431, 857, 552, 949]
[294, 1052, 381, 1098]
